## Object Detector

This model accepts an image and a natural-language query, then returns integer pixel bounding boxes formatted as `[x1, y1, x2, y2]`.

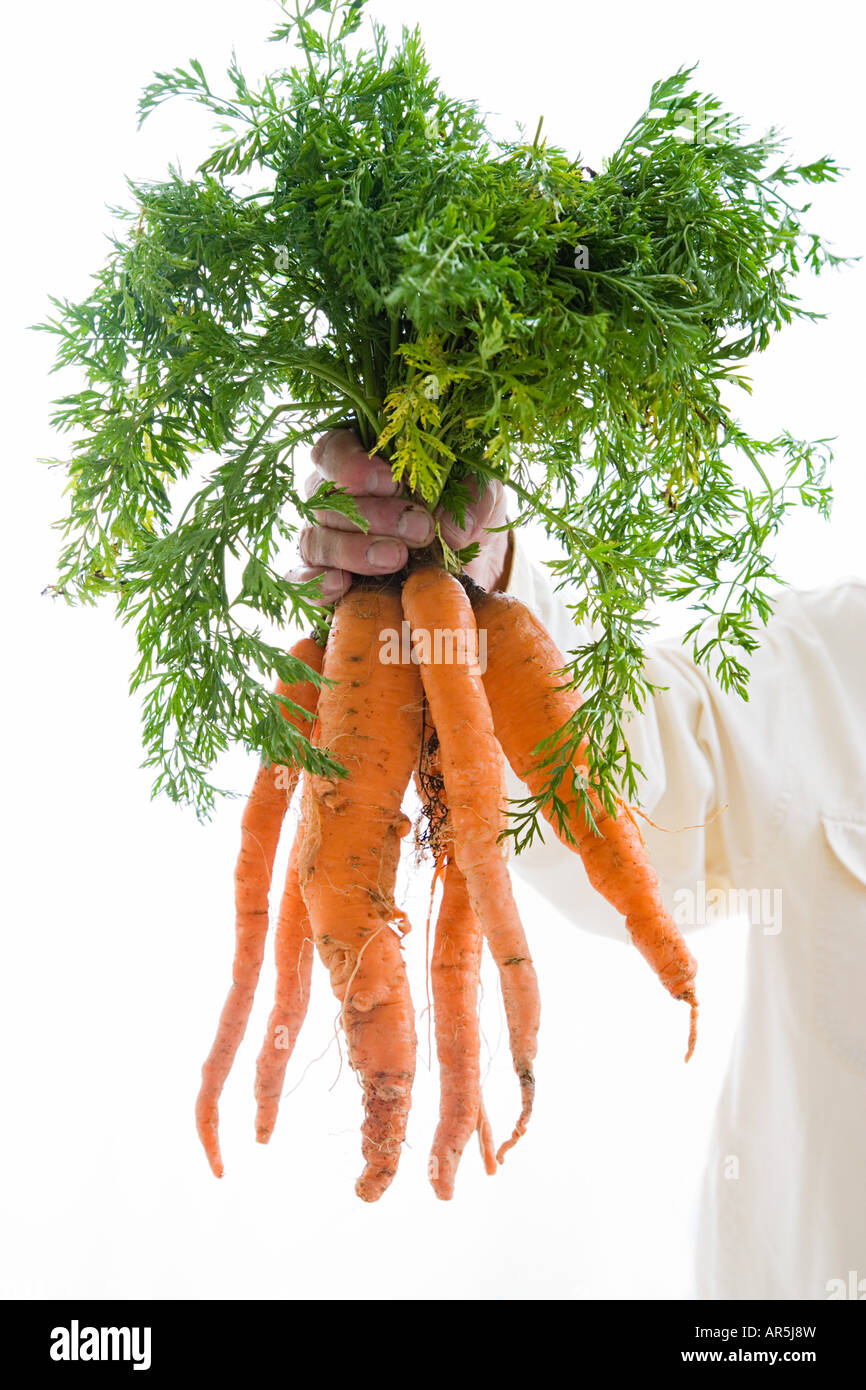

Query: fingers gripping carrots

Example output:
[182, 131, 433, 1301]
[195, 637, 324, 1177]
[473, 588, 699, 1060]
[196, 567, 699, 1199]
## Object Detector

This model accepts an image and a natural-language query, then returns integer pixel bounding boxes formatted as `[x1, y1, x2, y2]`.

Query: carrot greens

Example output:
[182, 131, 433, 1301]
[36, 0, 845, 831]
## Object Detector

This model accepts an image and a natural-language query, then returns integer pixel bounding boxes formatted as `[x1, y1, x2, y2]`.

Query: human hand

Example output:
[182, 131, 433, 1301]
[289, 428, 511, 601]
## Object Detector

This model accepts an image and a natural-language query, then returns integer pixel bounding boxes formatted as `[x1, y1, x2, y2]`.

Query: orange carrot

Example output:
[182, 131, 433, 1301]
[402, 567, 541, 1163]
[299, 587, 422, 1202]
[253, 821, 315, 1143]
[196, 636, 324, 1178]
[474, 589, 698, 1059]
[429, 853, 498, 1198]
[417, 727, 496, 1197]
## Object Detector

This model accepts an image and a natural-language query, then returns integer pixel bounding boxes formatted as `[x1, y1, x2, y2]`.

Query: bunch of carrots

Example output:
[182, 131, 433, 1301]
[196, 563, 697, 1202]
[36, 0, 841, 1205]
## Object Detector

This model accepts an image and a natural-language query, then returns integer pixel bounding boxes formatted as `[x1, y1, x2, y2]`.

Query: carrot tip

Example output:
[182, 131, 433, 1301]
[681, 988, 699, 1063]
[428, 1148, 461, 1199]
[495, 1123, 525, 1166]
[496, 1070, 535, 1165]
[196, 1119, 225, 1178]
[477, 1107, 497, 1176]
[202, 1144, 224, 1178]
[354, 1172, 391, 1203]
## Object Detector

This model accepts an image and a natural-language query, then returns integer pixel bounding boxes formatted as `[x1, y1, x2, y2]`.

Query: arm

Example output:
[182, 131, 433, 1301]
[505, 533, 866, 941]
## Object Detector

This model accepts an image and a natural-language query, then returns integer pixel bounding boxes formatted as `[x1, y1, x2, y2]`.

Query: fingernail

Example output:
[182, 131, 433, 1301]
[366, 539, 404, 568]
[397, 507, 433, 543]
[320, 570, 347, 599]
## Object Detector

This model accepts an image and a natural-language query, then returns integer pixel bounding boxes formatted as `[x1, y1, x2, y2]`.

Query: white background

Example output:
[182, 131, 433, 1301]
[2, 0, 864, 1300]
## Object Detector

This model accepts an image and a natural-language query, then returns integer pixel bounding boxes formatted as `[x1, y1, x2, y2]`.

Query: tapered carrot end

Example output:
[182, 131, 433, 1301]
[199, 1136, 224, 1179]
[428, 1152, 456, 1202]
[477, 1103, 497, 1177]
[254, 1096, 277, 1144]
[195, 1092, 225, 1178]
[495, 1068, 534, 1165]
[427, 1111, 497, 1198]
[355, 1165, 396, 1203]
[681, 988, 699, 1063]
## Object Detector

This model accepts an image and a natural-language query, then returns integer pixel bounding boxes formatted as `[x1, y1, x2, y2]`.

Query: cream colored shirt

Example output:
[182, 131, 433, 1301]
[504, 534, 866, 1301]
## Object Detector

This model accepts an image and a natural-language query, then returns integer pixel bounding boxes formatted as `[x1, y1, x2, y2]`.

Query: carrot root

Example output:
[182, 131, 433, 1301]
[195, 636, 323, 1177]
[254, 822, 315, 1142]
[474, 587, 699, 1057]
[299, 588, 422, 1202]
[403, 568, 540, 1165]
[682, 987, 699, 1063]
[427, 853, 496, 1200]
[203, 575, 703, 1196]
[477, 1100, 497, 1176]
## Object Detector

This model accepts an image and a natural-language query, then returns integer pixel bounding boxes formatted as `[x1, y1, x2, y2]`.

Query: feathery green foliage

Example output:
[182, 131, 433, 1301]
[36, 0, 846, 832]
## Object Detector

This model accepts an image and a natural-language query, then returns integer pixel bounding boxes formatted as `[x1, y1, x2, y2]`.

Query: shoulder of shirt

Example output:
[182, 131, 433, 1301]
[505, 532, 864, 652]
[771, 575, 866, 626]
[775, 574, 866, 598]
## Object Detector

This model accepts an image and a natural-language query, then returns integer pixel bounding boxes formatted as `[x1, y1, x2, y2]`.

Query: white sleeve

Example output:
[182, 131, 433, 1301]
[499, 531, 824, 939]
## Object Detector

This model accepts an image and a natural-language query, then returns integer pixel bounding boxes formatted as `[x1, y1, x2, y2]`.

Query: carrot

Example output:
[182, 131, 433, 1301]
[402, 567, 541, 1163]
[299, 587, 422, 1202]
[429, 853, 498, 1197]
[417, 728, 496, 1198]
[474, 589, 699, 1060]
[253, 821, 315, 1143]
[195, 636, 324, 1177]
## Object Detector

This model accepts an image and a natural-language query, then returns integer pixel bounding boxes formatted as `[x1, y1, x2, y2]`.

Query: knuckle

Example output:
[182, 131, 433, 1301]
[311, 428, 339, 463]
[297, 526, 319, 564]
